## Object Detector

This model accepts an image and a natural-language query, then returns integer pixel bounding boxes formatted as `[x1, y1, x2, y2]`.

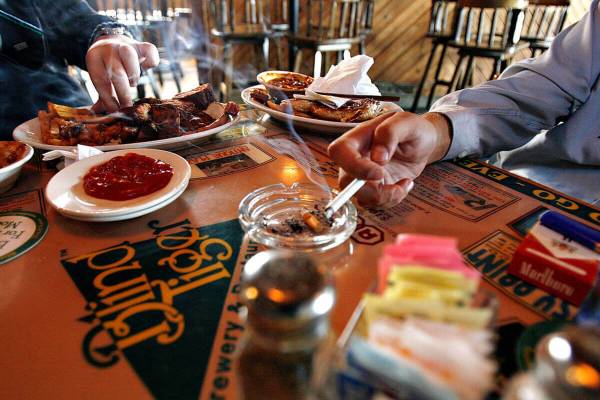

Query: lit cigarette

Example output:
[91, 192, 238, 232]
[325, 179, 366, 219]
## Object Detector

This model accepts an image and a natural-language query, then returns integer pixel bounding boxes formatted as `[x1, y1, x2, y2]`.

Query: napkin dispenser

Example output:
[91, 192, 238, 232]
[508, 211, 600, 306]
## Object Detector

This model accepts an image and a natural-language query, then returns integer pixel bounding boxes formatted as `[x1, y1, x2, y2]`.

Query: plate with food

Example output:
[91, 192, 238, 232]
[242, 84, 400, 134]
[0, 141, 34, 194]
[45, 149, 191, 222]
[13, 84, 240, 151]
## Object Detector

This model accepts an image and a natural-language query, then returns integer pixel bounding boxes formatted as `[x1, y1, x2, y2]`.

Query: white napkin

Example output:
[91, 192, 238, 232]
[42, 144, 103, 169]
[293, 55, 381, 109]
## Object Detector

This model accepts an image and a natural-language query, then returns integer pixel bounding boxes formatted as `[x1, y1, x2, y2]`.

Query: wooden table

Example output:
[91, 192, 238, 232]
[1, 110, 598, 399]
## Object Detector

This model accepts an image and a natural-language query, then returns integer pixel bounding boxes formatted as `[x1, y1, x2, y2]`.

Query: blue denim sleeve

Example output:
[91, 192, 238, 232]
[37, 0, 113, 69]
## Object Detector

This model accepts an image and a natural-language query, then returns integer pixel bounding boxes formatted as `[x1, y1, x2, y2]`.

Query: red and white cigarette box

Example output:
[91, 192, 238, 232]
[508, 222, 600, 306]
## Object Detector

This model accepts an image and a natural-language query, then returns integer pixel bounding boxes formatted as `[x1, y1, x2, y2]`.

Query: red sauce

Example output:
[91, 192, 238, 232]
[268, 75, 313, 90]
[83, 153, 173, 201]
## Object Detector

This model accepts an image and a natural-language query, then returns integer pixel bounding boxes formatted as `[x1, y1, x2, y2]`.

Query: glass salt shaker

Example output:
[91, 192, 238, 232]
[503, 326, 600, 400]
[238, 183, 358, 271]
[236, 250, 336, 400]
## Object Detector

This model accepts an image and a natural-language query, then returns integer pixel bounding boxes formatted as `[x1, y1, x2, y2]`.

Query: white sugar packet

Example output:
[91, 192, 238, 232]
[294, 55, 381, 109]
[42, 144, 103, 169]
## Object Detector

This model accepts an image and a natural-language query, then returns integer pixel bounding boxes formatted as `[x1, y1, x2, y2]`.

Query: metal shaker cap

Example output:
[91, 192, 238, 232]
[240, 250, 335, 334]
[535, 326, 600, 399]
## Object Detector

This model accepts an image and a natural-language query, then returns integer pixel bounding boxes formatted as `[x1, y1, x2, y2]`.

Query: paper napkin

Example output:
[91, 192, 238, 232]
[294, 55, 381, 109]
[42, 144, 103, 169]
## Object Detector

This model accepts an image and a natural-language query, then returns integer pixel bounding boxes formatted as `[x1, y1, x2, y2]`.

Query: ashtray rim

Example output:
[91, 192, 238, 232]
[238, 182, 357, 250]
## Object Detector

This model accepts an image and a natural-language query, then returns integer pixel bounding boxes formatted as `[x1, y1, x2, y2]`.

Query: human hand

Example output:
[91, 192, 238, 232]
[86, 35, 159, 112]
[328, 111, 452, 208]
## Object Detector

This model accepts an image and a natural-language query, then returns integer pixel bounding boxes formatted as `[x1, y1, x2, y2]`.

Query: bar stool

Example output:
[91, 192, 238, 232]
[207, 0, 272, 101]
[414, 0, 529, 111]
[449, 0, 529, 91]
[411, 0, 458, 112]
[268, 0, 290, 69]
[289, 0, 369, 75]
[520, 0, 569, 57]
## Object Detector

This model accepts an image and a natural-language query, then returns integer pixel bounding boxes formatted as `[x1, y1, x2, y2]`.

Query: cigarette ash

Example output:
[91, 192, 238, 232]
[263, 204, 334, 237]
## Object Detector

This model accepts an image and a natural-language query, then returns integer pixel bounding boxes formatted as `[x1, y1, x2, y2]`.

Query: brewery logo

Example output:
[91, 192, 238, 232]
[61, 218, 244, 399]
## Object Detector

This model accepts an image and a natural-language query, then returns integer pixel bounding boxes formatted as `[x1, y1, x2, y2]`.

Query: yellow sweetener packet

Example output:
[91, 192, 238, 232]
[363, 293, 493, 331]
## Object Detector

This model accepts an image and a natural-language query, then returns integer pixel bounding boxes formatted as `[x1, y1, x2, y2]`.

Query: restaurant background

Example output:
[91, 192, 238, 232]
[214, 0, 590, 90]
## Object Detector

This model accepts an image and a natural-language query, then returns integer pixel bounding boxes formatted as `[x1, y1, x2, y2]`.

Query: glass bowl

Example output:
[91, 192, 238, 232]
[239, 182, 357, 252]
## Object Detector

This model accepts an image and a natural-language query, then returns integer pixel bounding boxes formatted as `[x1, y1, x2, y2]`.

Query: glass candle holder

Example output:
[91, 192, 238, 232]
[238, 183, 358, 269]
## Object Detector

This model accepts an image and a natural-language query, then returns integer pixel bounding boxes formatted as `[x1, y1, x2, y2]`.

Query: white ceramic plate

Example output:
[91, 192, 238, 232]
[241, 85, 401, 134]
[45, 149, 191, 222]
[13, 113, 238, 151]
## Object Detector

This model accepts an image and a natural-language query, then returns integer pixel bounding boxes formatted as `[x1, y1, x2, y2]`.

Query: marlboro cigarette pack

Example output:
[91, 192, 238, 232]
[508, 216, 600, 306]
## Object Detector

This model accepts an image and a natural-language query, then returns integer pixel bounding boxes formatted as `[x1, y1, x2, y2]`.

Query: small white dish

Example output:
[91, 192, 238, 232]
[0, 143, 34, 194]
[13, 113, 238, 151]
[45, 149, 191, 222]
[241, 85, 401, 134]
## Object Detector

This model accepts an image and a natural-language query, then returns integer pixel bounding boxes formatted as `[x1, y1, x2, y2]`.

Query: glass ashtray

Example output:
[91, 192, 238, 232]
[239, 183, 357, 251]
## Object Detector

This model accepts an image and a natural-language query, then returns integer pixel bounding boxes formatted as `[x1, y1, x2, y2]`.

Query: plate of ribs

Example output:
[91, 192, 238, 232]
[13, 84, 240, 151]
[241, 83, 400, 134]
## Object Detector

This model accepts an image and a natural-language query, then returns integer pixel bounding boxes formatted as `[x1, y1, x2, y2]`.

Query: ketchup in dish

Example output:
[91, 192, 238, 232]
[83, 153, 174, 201]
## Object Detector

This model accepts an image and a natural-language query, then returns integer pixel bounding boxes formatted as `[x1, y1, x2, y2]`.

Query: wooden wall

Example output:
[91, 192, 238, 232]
[366, 0, 590, 84]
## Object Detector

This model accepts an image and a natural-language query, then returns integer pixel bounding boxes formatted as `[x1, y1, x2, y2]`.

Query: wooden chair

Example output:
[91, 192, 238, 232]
[289, 0, 369, 75]
[448, 0, 529, 91]
[411, 0, 458, 112]
[267, 0, 290, 69]
[520, 0, 569, 56]
[414, 0, 529, 111]
[207, 0, 272, 101]
[358, 0, 375, 55]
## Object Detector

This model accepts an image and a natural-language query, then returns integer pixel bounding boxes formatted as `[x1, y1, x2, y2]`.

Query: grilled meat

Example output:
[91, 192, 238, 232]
[249, 88, 269, 105]
[224, 101, 240, 117]
[173, 83, 215, 110]
[180, 112, 214, 132]
[288, 98, 383, 122]
[46, 84, 240, 145]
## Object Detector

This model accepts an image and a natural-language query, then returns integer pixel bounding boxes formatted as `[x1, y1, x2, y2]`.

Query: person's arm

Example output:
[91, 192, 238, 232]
[432, 1, 600, 160]
[329, 3, 600, 208]
[38, 0, 159, 111]
[37, 0, 113, 69]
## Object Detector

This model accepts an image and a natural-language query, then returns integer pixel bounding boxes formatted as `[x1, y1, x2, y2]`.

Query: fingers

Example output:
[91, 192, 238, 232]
[118, 44, 141, 86]
[110, 62, 133, 108]
[91, 100, 106, 113]
[86, 51, 120, 112]
[87, 42, 142, 111]
[328, 113, 396, 180]
[339, 170, 414, 208]
[136, 42, 160, 69]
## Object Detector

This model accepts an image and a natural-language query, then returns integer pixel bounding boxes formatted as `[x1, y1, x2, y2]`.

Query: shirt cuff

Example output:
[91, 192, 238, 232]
[430, 104, 482, 160]
[88, 21, 134, 49]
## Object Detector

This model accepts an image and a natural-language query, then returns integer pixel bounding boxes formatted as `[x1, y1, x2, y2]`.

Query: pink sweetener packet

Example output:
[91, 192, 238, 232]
[377, 234, 480, 292]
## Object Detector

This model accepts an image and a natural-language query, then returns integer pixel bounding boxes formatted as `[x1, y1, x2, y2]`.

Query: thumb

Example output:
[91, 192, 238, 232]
[91, 101, 106, 113]
[135, 42, 160, 69]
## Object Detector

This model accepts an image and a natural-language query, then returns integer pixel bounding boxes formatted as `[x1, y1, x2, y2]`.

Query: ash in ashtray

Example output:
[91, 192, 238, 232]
[264, 205, 333, 236]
